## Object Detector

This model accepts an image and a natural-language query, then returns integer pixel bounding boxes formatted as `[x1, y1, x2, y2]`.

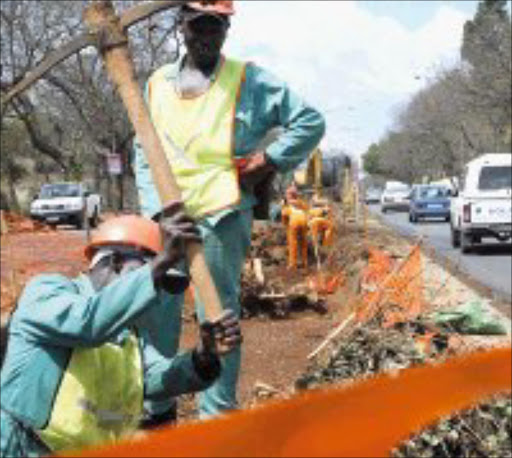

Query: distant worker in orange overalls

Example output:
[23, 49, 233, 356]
[282, 184, 309, 269]
[308, 194, 335, 250]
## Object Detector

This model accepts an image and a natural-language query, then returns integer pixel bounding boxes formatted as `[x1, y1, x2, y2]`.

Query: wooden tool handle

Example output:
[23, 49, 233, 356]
[84, 1, 223, 322]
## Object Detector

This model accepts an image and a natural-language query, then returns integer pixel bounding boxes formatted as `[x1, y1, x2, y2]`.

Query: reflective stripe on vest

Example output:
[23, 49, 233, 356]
[148, 57, 246, 218]
[38, 331, 143, 453]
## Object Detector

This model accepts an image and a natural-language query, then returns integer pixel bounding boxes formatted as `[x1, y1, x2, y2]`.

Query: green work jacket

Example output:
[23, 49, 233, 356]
[0, 265, 213, 434]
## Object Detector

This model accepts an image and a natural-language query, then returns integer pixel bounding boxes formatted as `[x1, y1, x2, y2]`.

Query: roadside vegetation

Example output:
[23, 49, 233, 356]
[1, 0, 179, 212]
[363, 0, 512, 184]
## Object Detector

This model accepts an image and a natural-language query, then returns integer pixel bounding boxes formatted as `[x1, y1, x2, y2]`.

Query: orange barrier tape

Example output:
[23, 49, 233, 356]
[67, 347, 512, 458]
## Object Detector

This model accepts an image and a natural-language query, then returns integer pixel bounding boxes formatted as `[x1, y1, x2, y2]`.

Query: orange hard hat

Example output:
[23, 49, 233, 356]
[188, 1, 235, 16]
[84, 215, 163, 260]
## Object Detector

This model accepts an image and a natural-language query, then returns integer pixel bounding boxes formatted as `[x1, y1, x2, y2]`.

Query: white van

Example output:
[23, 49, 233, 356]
[30, 182, 102, 229]
[450, 153, 512, 253]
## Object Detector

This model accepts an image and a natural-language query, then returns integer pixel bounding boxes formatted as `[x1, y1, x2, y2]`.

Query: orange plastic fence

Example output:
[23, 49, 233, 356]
[67, 347, 511, 458]
[307, 272, 345, 295]
[361, 247, 392, 285]
[357, 245, 424, 326]
[382, 245, 423, 327]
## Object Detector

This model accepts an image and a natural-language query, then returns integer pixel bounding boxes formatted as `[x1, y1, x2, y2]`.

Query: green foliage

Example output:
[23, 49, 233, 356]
[362, 144, 381, 176]
[462, 0, 511, 69]
[372, 0, 511, 181]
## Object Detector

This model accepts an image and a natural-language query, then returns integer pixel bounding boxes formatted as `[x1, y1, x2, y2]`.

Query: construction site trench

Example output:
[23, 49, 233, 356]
[1, 206, 511, 457]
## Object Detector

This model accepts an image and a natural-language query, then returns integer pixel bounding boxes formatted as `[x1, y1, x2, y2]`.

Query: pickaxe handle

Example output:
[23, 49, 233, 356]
[83, 1, 225, 324]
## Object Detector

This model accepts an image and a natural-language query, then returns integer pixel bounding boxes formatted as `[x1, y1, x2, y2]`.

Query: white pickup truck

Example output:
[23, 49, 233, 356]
[30, 182, 102, 229]
[451, 153, 512, 253]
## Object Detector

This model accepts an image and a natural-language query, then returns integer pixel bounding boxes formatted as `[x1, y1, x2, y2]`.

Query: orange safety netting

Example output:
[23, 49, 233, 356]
[307, 271, 345, 295]
[361, 247, 393, 285]
[382, 245, 423, 327]
[356, 245, 424, 327]
[68, 347, 512, 458]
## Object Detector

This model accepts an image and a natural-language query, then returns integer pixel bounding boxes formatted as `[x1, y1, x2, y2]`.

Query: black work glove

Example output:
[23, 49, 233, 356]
[193, 310, 243, 381]
[150, 200, 202, 294]
[237, 151, 276, 193]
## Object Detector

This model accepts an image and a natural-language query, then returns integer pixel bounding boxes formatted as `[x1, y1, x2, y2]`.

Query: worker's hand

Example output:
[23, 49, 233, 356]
[199, 310, 242, 356]
[237, 150, 276, 193]
[151, 200, 202, 293]
[212, 309, 243, 353]
[192, 310, 242, 381]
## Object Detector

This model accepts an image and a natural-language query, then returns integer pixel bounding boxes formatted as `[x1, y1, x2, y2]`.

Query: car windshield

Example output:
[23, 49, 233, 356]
[419, 186, 449, 199]
[387, 187, 409, 195]
[39, 184, 80, 198]
[478, 166, 512, 191]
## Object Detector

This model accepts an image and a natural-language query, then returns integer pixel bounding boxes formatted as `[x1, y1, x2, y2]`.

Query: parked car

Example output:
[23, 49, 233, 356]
[380, 182, 411, 213]
[30, 182, 102, 229]
[408, 184, 451, 223]
[451, 153, 512, 253]
[364, 187, 383, 204]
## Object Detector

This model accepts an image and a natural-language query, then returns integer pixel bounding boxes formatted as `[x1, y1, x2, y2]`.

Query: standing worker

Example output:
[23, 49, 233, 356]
[0, 202, 242, 457]
[133, 0, 325, 420]
[282, 184, 310, 269]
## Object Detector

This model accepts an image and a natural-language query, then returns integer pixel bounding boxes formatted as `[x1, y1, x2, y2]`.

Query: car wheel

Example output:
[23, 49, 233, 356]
[461, 232, 473, 254]
[89, 209, 99, 228]
[451, 225, 460, 248]
[381, 207, 387, 214]
[75, 214, 84, 230]
[445, 215, 451, 223]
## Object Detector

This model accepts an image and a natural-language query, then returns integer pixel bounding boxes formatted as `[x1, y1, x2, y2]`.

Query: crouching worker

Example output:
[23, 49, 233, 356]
[0, 201, 241, 458]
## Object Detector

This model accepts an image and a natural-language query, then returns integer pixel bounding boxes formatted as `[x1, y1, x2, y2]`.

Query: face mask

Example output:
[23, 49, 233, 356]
[90, 247, 153, 273]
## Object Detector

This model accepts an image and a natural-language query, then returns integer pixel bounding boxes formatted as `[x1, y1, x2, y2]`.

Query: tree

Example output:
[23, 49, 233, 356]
[370, 0, 511, 182]
[461, 0, 512, 151]
[462, 0, 511, 70]
[0, 116, 35, 211]
[362, 144, 381, 175]
[1, 0, 180, 211]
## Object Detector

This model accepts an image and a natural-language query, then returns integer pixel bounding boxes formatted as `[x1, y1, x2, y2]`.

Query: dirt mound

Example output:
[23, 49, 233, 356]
[2, 211, 55, 234]
[1, 231, 86, 315]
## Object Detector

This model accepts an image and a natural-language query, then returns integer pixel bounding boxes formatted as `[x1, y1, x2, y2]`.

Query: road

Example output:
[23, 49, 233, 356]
[368, 205, 512, 303]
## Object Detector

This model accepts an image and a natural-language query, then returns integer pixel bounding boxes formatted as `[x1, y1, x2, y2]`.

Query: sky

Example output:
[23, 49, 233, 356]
[223, 0, 512, 160]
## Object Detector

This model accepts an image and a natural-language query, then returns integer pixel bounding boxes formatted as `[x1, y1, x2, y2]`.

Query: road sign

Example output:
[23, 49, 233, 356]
[106, 154, 122, 175]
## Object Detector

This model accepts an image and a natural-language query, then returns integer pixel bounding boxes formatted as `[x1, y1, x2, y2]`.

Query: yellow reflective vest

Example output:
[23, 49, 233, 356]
[148, 57, 247, 218]
[38, 331, 143, 452]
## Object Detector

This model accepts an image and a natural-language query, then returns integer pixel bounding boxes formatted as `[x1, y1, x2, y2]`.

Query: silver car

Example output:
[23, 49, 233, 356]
[380, 186, 411, 213]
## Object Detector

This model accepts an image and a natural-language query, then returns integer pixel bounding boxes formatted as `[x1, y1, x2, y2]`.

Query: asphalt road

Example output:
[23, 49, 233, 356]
[368, 204, 512, 303]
